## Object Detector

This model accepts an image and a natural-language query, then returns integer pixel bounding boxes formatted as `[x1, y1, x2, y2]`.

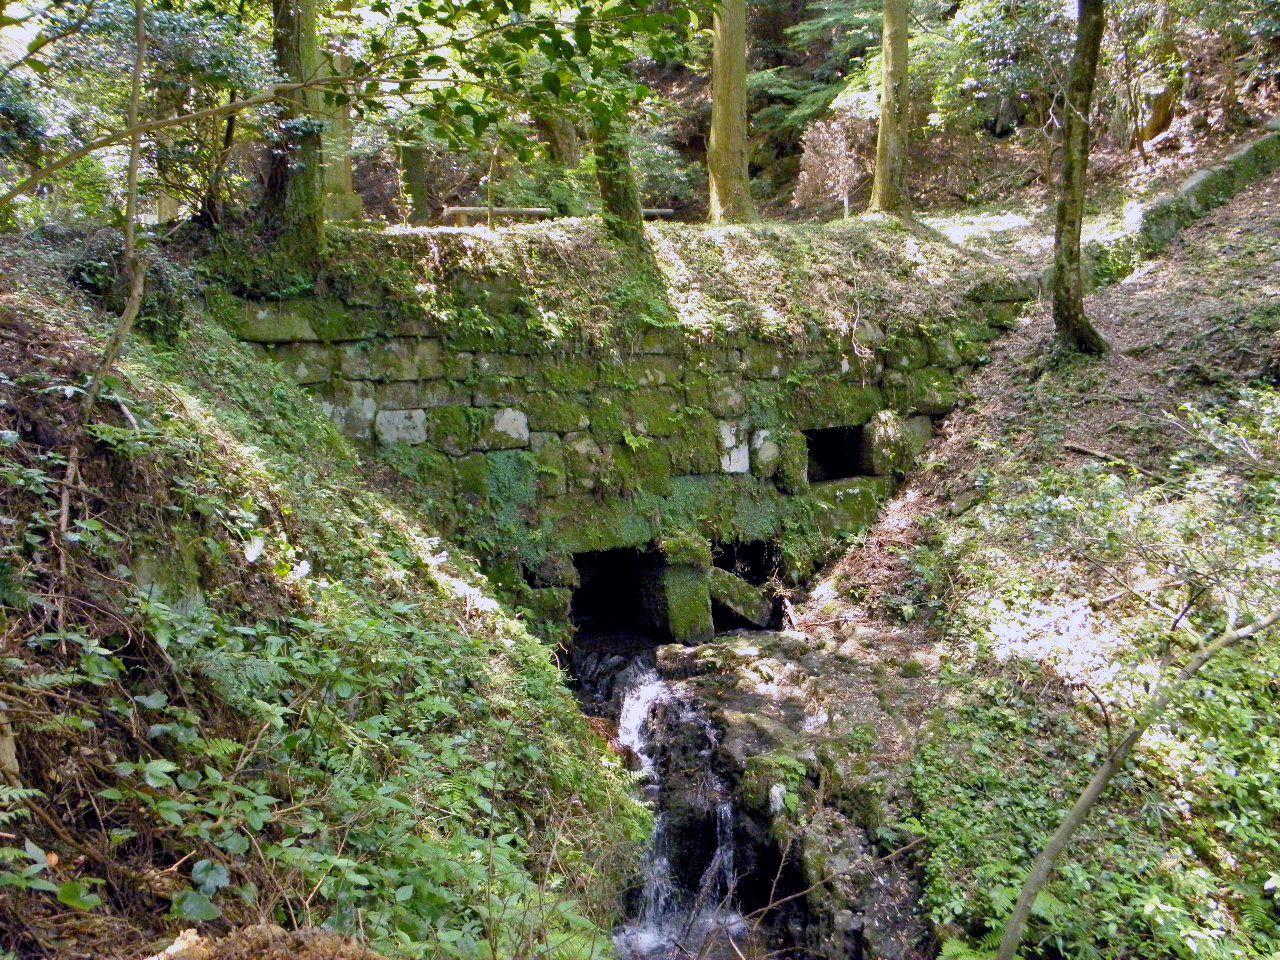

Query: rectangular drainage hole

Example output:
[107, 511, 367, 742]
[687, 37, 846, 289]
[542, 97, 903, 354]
[803, 426, 873, 483]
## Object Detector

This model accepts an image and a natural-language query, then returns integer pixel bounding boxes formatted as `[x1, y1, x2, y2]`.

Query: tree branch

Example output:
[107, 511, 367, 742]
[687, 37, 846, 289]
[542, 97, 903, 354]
[996, 607, 1280, 960]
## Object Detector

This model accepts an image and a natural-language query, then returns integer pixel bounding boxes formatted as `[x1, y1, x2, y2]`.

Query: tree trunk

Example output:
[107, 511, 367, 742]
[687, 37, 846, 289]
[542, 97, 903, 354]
[707, 0, 758, 223]
[591, 114, 646, 246]
[535, 112, 582, 167]
[320, 52, 362, 221]
[398, 142, 433, 225]
[1050, 0, 1108, 355]
[264, 0, 324, 274]
[868, 0, 910, 214]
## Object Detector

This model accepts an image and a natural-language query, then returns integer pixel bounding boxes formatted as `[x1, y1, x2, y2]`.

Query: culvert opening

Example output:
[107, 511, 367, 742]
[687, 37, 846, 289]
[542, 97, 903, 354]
[713, 539, 782, 587]
[803, 425, 873, 482]
[567, 547, 669, 706]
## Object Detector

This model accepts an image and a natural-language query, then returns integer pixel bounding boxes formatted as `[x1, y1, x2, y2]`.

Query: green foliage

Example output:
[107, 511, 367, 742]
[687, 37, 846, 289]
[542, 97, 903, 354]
[907, 387, 1280, 959]
[0, 274, 648, 955]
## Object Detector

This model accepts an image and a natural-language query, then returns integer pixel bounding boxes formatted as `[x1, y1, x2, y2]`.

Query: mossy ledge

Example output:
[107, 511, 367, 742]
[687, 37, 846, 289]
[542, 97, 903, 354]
[217, 218, 1028, 636]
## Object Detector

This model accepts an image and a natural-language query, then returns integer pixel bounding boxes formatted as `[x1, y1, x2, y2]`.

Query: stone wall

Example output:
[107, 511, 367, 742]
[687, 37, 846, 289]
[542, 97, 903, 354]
[219, 219, 1027, 638]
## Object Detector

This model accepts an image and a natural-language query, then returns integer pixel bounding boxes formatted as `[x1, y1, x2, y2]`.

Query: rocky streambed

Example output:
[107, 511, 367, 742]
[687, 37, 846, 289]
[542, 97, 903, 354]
[572, 629, 932, 960]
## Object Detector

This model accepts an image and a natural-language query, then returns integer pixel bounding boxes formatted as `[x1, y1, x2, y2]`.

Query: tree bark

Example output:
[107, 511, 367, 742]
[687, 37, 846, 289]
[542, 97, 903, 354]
[707, 0, 758, 223]
[1050, 0, 1108, 355]
[535, 112, 582, 167]
[996, 609, 1280, 960]
[591, 113, 646, 247]
[868, 0, 910, 214]
[264, 0, 325, 274]
[398, 142, 433, 225]
[82, 0, 147, 416]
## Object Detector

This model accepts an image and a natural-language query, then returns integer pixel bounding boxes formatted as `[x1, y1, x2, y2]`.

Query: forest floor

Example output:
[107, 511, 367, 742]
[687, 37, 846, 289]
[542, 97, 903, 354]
[790, 169, 1280, 953]
[917, 118, 1279, 270]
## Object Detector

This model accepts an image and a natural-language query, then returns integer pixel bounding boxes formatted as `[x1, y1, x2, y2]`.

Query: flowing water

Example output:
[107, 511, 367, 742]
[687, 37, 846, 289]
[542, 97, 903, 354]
[611, 667, 755, 960]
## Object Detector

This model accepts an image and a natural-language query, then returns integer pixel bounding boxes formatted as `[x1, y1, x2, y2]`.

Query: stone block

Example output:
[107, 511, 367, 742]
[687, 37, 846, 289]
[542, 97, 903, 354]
[741, 342, 786, 379]
[442, 351, 474, 379]
[472, 382, 526, 407]
[226, 298, 358, 342]
[564, 431, 609, 491]
[790, 383, 883, 430]
[668, 414, 722, 475]
[525, 392, 590, 432]
[882, 336, 930, 371]
[423, 406, 483, 455]
[339, 338, 443, 380]
[490, 408, 531, 446]
[1179, 165, 1235, 212]
[374, 380, 470, 410]
[881, 367, 957, 416]
[540, 357, 599, 392]
[718, 420, 751, 473]
[751, 429, 781, 477]
[375, 409, 428, 445]
[635, 326, 690, 355]
[312, 380, 376, 439]
[863, 411, 932, 476]
[524, 587, 572, 622]
[263, 342, 337, 384]
[476, 353, 536, 378]
[532, 436, 567, 498]
[708, 382, 747, 417]
[811, 477, 894, 535]
[926, 332, 963, 368]
[707, 567, 773, 628]
[622, 389, 686, 437]
[663, 565, 714, 644]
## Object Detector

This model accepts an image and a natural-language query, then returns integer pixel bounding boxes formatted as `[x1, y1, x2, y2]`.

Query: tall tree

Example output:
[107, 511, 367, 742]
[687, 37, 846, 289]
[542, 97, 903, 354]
[1050, 0, 1109, 355]
[867, 0, 909, 213]
[591, 112, 646, 246]
[707, 0, 758, 223]
[264, 0, 325, 275]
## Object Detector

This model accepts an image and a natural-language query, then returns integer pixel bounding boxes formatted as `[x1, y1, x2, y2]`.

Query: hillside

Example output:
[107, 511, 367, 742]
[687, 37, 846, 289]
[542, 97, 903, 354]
[0, 236, 647, 959]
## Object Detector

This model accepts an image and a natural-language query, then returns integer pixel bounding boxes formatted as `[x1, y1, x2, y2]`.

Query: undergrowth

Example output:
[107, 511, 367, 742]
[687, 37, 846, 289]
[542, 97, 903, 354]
[0, 238, 647, 959]
[907, 387, 1280, 959]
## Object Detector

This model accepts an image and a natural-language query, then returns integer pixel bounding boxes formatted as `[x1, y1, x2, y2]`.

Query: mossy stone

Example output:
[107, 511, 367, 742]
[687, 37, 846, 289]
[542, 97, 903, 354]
[810, 477, 894, 534]
[425, 406, 484, 455]
[662, 565, 714, 644]
[882, 367, 957, 416]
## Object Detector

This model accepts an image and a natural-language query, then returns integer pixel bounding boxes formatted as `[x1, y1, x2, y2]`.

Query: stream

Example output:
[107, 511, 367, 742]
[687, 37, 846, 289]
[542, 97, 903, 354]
[570, 645, 781, 960]
[611, 666, 752, 960]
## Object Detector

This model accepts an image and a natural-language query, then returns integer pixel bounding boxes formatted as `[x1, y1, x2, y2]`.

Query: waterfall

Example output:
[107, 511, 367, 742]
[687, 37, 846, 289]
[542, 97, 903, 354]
[613, 667, 750, 960]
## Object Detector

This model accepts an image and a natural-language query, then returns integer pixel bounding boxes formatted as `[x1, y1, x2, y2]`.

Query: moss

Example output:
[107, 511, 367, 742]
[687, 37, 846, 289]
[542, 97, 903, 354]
[659, 532, 714, 570]
[424, 405, 485, 455]
[525, 391, 591, 432]
[662, 565, 714, 643]
[810, 477, 894, 535]
[882, 367, 958, 416]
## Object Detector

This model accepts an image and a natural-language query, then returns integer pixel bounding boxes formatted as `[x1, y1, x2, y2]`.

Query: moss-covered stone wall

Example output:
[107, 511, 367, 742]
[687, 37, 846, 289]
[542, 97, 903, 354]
[217, 217, 1028, 636]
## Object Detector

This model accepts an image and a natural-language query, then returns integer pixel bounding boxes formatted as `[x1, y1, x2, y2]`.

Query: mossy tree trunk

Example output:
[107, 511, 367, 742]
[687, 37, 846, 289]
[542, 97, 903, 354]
[535, 111, 582, 215]
[591, 113, 646, 247]
[536, 112, 582, 167]
[1051, 0, 1109, 355]
[868, 0, 910, 214]
[264, 0, 325, 276]
[398, 142, 433, 225]
[707, 0, 758, 223]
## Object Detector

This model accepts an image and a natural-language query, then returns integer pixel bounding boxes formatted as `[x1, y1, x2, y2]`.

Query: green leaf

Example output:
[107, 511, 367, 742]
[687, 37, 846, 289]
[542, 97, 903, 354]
[134, 691, 168, 710]
[191, 859, 230, 895]
[173, 889, 222, 921]
[56, 880, 102, 911]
